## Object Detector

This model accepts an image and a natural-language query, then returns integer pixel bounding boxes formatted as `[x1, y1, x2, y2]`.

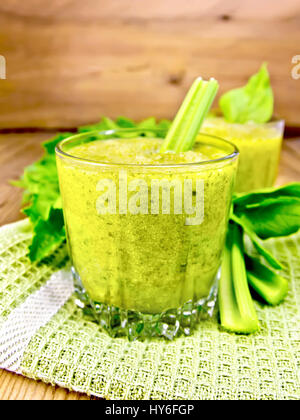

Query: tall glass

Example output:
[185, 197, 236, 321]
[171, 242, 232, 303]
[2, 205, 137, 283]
[56, 129, 238, 340]
[202, 117, 284, 193]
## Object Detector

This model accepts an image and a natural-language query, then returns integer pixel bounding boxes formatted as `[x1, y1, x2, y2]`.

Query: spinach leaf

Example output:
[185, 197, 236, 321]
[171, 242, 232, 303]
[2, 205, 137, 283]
[231, 214, 283, 270]
[233, 183, 300, 239]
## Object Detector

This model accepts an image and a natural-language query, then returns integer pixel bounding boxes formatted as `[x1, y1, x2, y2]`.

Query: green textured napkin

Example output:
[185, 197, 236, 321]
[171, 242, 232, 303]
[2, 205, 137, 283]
[0, 219, 299, 400]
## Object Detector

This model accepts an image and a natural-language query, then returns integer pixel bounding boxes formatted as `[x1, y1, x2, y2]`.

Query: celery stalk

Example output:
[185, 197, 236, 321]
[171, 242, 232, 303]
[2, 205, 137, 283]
[246, 256, 288, 305]
[160, 77, 219, 152]
[219, 228, 242, 332]
[219, 224, 260, 334]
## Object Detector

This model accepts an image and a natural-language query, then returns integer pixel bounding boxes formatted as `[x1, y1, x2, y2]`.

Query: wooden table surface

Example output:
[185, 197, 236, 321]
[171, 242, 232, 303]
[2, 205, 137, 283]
[0, 132, 299, 400]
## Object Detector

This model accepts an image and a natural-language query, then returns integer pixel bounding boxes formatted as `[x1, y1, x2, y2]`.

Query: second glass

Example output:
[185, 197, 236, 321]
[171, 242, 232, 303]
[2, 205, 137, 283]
[202, 117, 284, 193]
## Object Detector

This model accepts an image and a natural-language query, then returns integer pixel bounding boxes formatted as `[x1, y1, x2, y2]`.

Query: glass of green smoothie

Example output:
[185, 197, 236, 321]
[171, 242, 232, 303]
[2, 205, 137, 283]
[56, 128, 238, 340]
[202, 117, 284, 193]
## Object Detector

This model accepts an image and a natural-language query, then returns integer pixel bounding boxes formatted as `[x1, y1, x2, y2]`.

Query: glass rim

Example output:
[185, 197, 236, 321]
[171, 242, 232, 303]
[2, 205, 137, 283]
[205, 113, 285, 129]
[55, 128, 239, 168]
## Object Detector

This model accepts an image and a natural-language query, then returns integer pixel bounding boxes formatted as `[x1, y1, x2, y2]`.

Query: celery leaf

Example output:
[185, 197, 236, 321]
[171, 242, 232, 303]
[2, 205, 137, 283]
[219, 63, 273, 123]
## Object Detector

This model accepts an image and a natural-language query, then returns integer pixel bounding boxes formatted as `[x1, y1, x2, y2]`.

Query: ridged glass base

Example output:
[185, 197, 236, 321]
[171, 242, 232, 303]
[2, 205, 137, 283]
[73, 268, 218, 341]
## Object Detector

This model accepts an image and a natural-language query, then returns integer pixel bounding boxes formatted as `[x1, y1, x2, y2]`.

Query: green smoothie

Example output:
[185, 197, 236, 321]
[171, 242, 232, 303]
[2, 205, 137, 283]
[202, 117, 284, 193]
[56, 134, 238, 314]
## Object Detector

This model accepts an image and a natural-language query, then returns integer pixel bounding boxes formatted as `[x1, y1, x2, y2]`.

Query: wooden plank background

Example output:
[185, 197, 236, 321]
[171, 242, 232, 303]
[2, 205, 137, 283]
[0, 0, 299, 129]
[0, 1, 300, 400]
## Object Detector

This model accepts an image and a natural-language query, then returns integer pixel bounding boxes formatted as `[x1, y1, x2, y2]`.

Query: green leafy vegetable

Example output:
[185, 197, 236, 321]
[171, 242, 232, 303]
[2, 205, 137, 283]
[42, 133, 74, 155]
[29, 208, 65, 262]
[13, 133, 71, 261]
[246, 255, 288, 305]
[233, 183, 300, 207]
[233, 183, 300, 239]
[114, 116, 137, 128]
[219, 63, 274, 123]
[231, 214, 283, 270]
[219, 183, 300, 334]
[78, 117, 119, 133]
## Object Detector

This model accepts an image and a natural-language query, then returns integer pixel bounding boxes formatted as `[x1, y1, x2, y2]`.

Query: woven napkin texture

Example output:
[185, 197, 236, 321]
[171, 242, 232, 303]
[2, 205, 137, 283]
[0, 219, 299, 400]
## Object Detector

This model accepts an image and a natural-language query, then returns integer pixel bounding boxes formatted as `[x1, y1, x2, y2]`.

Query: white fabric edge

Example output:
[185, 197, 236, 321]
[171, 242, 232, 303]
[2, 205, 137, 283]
[0, 268, 74, 373]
